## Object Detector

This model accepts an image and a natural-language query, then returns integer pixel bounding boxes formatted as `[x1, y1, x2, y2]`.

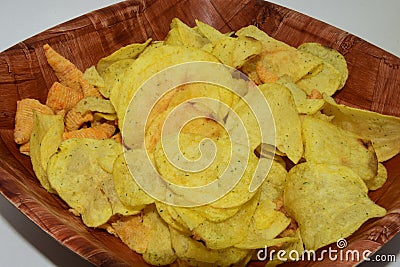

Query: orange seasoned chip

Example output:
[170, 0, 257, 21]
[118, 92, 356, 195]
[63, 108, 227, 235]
[46, 82, 84, 112]
[43, 44, 82, 92]
[14, 98, 54, 144]
[65, 109, 93, 131]
[44, 44, 102, 98]
[63, 123, 116, 140]
[19, 142, 30, 156]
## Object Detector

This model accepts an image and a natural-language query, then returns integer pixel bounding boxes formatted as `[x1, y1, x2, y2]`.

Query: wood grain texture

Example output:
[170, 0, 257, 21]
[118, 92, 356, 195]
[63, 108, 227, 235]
[0, 0, 399, 266]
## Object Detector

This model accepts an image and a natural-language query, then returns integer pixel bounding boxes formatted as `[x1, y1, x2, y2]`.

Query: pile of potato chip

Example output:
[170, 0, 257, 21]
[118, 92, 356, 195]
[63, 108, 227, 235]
[14, 18, 400, 266]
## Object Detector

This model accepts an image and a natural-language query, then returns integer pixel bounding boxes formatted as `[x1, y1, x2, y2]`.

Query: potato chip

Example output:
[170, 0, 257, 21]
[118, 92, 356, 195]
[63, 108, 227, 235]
[259, 160, 287, 202]
[296, 61, 342, 96]
[155, 201, 190, 234]
[47, 138, 140, 227]
[298, 42, 348, 89]
[112, 214, 150, 254]
[154, 132, 230, 188]
[165, 18, 209, 48]
[30, 111, 64, 192]
[96, 38, 152, 74]
[98, 58, 135, 98]
[259, 83, 303, 163]
[110, 45, 219, 128]
[112, 153, 154, 207]
[257, 49, 322, 83]
[211, 36, 262, 68]
[192, 192, 259, 249]
[170, 227, 251, 267]
[235, 198, 292, 249]
[83, 66, 105, 88]
[364, 163, 388, 191]
[277, 76, 324, 115]
[141, 205, 177, 266]
[46, 82, 84, 112]
[284, 162, 386, 250]
[302, 116, 378, 181]
[73, 96, 115, 115]
[14, 98, 54, 144]
[195, 19, 226, 44]
[323, 95, 400, 162]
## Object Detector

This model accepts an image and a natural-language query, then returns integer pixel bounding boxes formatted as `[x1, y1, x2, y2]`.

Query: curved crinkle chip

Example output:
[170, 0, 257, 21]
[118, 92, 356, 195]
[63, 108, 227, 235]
[65, 109, 94, 131]
[46, 82, 84, 112]
[14, 98, 54, 144]
[47, 138, 140, 227]
[30, 112, 64, 192]
[322, 95, 400, 162]
[63, 123, 115, 140]
[284, 162, 386, 250]
[302, 115, 378, 181]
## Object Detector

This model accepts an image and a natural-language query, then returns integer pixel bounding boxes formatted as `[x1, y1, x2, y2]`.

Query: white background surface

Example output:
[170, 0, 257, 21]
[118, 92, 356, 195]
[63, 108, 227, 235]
[0, 0, 399, 266]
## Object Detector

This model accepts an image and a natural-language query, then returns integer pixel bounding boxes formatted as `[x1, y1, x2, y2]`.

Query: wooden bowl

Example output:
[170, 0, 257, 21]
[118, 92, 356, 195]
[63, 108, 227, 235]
[0, 0, 399, 266]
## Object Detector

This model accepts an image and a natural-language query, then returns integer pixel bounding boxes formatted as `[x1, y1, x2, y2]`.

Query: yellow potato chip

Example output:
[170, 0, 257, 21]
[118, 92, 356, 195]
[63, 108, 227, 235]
[14, 98, 54, 144]
[257, 49, 322, 83]
[195, 19, 226, 44]
[141, 205, 177, 266]
[284, 162, 386, 250]
[277, 76, 324, 115]
[259, 83, 303, 163]
[155, 201, 190, 234]
[47, 138, 140, 227]
[170, 227, 251, 266]
[83, 66, 105, 88]
[211, 36, 262, 68]
[323, 95, 400, 162]
[165, 18, 209, 48]
[296, 60, 342, 96]
[192, 192, 259, 249]
[112, 153, 154, 207]
[73, 96, 115, 115]
[364, 163, 388, 191]
[97, 59, 135, 98]
[298, 42, 348, 89]
[110, 45, 219, 129]
[302, 115, 378, 181]
[30, 111, 64, 192]
[96, 38, 152, 74]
